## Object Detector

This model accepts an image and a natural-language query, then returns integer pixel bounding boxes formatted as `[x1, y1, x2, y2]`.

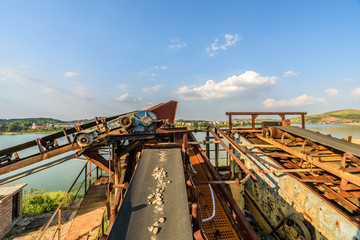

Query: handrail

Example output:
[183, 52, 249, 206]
[37, 161, 98, 240]
[209, 127, 257, 182]
[188, 131, 259, 240]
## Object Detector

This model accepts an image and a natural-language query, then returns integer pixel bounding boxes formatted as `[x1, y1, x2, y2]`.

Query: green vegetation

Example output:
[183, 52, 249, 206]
[0, 117, 94, 133]
[291, 109, 360, 124]
[97, 212, 109, 239]
[0, 118, 61, 133]
[22, 188, 81, 215]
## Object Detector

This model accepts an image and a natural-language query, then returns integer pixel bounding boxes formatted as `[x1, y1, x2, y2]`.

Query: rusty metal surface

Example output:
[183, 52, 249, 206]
[189, 148, 241, 240]
[0, 143, 78, 175]
[256, 133, 360, 188]
[147, 100, 178, 124]
[209, 128, 257, 182]
[226, 112, 307, 116]
[107, 148, 192, 240]
[233, 131, 360, 240]
[0, 153, 76, 185]
[277, 126, 360, 157]
[0, 101, 178, 176]
[189, 132, 259, 240]
[226, 112, 307, 130]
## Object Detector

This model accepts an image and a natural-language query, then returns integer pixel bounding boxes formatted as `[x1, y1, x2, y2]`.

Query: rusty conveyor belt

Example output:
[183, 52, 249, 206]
[277, 126, 360, 157]
[107, 148, 192, 240]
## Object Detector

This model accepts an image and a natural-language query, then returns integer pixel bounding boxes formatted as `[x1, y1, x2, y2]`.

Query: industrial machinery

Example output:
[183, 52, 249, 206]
[1, 106, 360, 240]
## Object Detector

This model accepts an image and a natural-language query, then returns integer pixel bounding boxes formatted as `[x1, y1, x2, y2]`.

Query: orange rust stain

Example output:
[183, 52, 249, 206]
[189, 148, 240, 240]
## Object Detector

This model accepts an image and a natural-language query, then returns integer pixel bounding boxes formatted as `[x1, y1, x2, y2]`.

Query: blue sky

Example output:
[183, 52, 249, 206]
[1, 0, 360, 121]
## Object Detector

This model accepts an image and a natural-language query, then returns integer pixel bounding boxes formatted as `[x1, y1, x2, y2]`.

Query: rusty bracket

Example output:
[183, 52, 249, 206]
[63, 128, 72, 144]
[94, 117, 102, 133]
[101, 118, 110, 133]
[35, 138, 45, 154]
[75, 124, 82, 132]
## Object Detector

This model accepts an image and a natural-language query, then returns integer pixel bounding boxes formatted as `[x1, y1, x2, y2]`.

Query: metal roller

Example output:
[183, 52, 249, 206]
[119, 115, 132, 129]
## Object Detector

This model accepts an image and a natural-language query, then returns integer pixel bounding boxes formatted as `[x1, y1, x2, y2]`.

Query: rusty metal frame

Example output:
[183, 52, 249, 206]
[208, 127, 258, 182]
[255, 133, 360, 188]
[226, 112, 307, 130]
[233, 128, 360, 231]
[188, 131, 259, 240]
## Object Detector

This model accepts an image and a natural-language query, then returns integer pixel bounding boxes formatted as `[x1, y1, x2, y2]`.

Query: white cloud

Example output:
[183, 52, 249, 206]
[115, 93, 129, 102]
[0, 77, 7, 82]
[326, 88, 338, 96]
[283, 70, 301, 77]
[139, 66, 167, 79]
[115, 93, 142, 103]
[0, 67, 41, 84]
[154, 66, 168, 70]
[338, 78, 360, 83]
[351, 88, 360, 98]
[0, 67, 95, 101]
[118, 83, 128, 91]
[142, 85, 163, 94]
[206, 33, 241, 56]
[169, 39, 187, 49]
[263, 94, 326, 108]
[43, 87, 55, 95]
[18, 64, 32, 69]
[71, 81, 93, 100]
[63, 72, 80, 78]
[175, 71, 278, 101]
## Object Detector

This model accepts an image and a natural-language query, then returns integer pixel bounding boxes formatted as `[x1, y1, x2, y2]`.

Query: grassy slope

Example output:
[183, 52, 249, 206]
[291, 109, 360, 124]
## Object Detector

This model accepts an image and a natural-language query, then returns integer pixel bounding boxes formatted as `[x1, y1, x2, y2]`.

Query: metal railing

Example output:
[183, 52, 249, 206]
[36, 161, 102, 240]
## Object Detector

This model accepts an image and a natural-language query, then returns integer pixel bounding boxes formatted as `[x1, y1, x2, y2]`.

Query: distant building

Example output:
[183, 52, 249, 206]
[54, 123, 75, 128]
[32, 123, 54, 129]
[0, 184, 27, 239]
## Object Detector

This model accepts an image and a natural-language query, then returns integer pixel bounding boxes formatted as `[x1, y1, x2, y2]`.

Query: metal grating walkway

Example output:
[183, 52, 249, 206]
[189, 148, 240, 240]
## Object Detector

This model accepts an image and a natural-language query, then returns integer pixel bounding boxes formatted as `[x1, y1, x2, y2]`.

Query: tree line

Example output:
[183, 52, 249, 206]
[0, 118, 61, 132]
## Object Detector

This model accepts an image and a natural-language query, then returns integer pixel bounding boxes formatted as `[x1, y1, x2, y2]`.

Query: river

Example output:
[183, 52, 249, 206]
[0, 124, 359, 193]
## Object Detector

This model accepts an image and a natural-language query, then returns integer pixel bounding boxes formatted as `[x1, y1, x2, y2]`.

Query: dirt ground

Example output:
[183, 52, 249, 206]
[4, 199, 82, 240]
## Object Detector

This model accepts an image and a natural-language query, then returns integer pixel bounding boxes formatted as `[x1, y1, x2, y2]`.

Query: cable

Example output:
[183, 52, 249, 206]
[202, 184, 215, 222]
[190, 161, 197, 174]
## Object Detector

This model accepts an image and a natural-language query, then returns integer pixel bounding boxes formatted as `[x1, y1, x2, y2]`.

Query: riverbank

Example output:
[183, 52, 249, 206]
[0, 130, 59, 135]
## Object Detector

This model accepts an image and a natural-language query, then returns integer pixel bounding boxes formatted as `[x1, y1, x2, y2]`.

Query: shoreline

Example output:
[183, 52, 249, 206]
[1, 123, 359, 135]
[0, 131, 58, 135]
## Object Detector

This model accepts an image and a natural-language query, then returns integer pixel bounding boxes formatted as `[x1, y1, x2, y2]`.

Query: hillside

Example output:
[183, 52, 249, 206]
[291, 109, 360, 124]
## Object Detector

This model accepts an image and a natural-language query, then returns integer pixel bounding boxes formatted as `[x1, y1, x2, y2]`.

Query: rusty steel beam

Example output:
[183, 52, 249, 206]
[209, 128, 258, 182]
[0, 112, 136, 158]
[226, 112, 307, 116]
[245, 151, 295, 158]
[260, 168, 323, 174]
[226, 112, 307, 129]
[0, 144, 79, 175]
[195, 178, 240, 186]
[83, 151, 113, 175]
[256, 133, 360, 188]
[320, 184, 360, 214]
[189, 132, 259, 240]
[238, 131, 360, 230]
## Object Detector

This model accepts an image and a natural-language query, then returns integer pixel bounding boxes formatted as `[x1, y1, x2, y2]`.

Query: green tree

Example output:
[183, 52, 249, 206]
[7, 122, 22, 132]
